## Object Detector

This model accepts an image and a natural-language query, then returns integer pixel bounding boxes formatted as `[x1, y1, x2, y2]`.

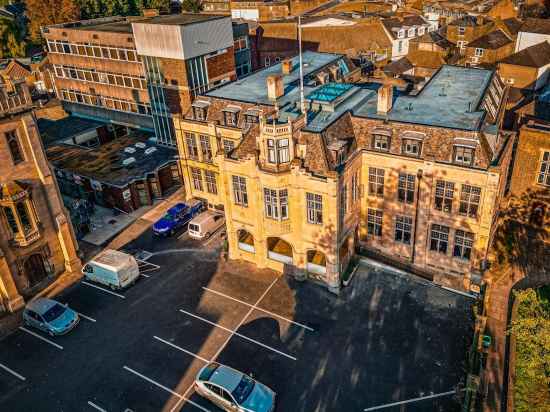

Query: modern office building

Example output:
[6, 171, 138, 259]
[0, 80, 80, 313]
[175, 52, 513, 293]
[43, 13, 243, 147]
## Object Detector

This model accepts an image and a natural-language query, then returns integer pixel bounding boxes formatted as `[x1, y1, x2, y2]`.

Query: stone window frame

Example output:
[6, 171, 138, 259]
[474, 48, 484, 57]
[190, 167, 203, 192]
[401, 138, 422, 157]
[266, 138, 290, 164]
[263, 188, 288, 221]
[371, 128, 391, 152]
[453, 145, 475, 166]
[537, 150, 550, 187]
[394, 215, 413, 244]
[232, 175, 248, 207]
[5, 130, 24, 165]
[199, 134, 213, 163]
[204, 170, 217, 195]
[306, 192, 323, 225]
[434, 180, 455, 213]
[185, 133, 199, 160]
[459, 184, 481, 218]
[0, 189, 40, 244]
[223, 139, 235, 155]
[368, 167, 385, 198]
[397, 173, 415, 204]
[429, 223, 449, 254]
[453, 229, 474, 261]
[367, 208, 383, 237]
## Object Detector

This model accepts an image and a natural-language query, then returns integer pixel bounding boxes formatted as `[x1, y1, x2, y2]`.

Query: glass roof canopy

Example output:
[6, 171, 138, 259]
[306, 83, 354, 103]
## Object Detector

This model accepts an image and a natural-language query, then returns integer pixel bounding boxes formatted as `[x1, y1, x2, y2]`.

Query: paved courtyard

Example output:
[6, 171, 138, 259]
[0, 226, 474, 412]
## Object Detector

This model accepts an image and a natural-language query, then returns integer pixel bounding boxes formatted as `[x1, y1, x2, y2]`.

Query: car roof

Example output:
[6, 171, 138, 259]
[208, 364, 243, 393]
[167, 202, 187, 214]
[189, 211, 220, 226]
[26, 297, 58, 314]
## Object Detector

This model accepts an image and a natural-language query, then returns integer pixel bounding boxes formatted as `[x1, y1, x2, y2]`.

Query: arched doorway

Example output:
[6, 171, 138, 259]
[267, 237, 293, 264]
[237, 230, 255, 253]
[307, 250, 327, 276]
[24, 254, 47, 286]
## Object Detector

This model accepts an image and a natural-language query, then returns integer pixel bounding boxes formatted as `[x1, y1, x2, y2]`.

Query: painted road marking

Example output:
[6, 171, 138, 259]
[0, 362, 26, 381]
[179, 308, 296, 361]
[18, 327, 63, 350]
[63, 305, 96, 323]
[171, 276, 281, 412]
[202, 286, 314, 331]
[82, 281, 125, 299]
[153, 336, 209, 363]
[123, 366, 210, 412]
[87, 401, 107, 412]
[364, 389, 459, 411]
[140, 273, 151, 278]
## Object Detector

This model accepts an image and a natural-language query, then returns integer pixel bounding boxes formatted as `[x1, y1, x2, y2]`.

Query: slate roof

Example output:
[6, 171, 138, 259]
[467, 29, 512, 50]
[499, 41, 550, 68]
[381, 15, 429, 39]
[519, 18, 550, 35]
[37, 116, 107, 146]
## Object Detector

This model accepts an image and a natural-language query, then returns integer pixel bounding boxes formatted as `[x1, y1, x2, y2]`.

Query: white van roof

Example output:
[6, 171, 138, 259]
[189, 210, 220, 226]
[89, 249, 136, 272]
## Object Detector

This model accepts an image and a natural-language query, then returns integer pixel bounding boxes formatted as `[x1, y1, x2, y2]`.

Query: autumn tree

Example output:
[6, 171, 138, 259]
[77, 0, 170, 19]
[26, 0, 80, 42]
[0, 17, 25, 58]
[180, 0, 202, 13]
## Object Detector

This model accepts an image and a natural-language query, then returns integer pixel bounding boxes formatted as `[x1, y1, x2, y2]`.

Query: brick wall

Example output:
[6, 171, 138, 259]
[206, 47, 237, 82]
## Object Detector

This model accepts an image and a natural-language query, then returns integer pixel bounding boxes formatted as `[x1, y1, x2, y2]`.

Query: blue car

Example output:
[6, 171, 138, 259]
[152, 200, 203, 236]
[195, 362, 276, 412]
[23, 298, 80, 336]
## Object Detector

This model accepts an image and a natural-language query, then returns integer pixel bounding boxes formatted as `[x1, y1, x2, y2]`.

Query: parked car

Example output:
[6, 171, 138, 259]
[82, 249, 140, 290]
[23, 298, 79, 336]
[153, 200, 203, 236]
[195, 362, 276, 412]
[188, 211, 225, 240]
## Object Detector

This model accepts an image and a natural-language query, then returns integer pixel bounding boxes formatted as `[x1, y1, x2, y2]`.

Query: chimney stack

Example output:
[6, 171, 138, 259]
[142, 8, 159, 17]
[267, 74, 284, 100]
[377, 84, 393, 114]
[281, 59, 293, 75]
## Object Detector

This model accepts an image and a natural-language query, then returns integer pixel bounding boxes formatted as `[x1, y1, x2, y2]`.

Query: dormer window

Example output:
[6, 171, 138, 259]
[408, 28, 415, 37]
[418, 26, 425, 35]
[401, 132, 424, 157]
[454, 145, 474, 166]
[223, 106, 240, 127]
[267, 138, 290, 164]
[372, 128, 392, 151]
[244, 108, 260, 124]
[397, 29, 405, 39]
[191, 101, 210, 121]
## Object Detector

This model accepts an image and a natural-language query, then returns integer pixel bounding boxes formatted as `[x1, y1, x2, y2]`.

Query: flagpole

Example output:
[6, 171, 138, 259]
[298, 15, 307, 126]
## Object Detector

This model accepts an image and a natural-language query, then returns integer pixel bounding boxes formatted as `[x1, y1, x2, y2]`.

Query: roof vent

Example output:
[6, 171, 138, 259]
[124, 147, 136, 154]
[123, 157, 136, 166]
[135, 142, 146, 149]
[145, 147, 157, 155]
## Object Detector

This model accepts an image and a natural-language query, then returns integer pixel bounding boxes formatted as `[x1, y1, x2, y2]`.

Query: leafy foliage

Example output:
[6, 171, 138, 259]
[77, 0, 170, 19]
[26, 0, 80, 42]
[509, 288, 550, 412]
[0, 17, 25, 57]
[180, 0, 202, 13]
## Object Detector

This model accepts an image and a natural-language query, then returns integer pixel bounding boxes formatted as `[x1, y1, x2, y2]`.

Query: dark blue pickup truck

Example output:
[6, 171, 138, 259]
[152, 199, 203, 237]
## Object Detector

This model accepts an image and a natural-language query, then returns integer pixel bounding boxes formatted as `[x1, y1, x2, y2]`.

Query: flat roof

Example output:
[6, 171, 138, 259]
[37, 115, 107, 146]
[205, 51, 346, 105]
[140, 13, 227, 26]
[74, 20, 135, 33]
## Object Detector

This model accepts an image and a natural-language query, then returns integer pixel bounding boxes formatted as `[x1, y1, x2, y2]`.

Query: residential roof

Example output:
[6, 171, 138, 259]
[448, 15, 491, 27]
[519, 18, 550, 35]
[383, 57, 414, 75]
[412, 30, 454, 49]
[467, 29, 512, 50]
[46, 135, 177, 188]
[501, 17, 522, 37]
[407, 50, 446, 69]
[381, 15, 429, 39]
[499, 41, 550, 68]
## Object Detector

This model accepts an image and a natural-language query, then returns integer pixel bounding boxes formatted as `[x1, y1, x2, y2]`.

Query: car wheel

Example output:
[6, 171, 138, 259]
[205, 232, 211, 239]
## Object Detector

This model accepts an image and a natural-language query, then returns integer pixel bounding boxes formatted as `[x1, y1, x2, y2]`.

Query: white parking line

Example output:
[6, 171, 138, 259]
[82, 281, 125, 299]
[18, 327, 63, 350]
[202, 227, 225, 247]
[71, 309, 96, 323]
[0, 362, 26, 381]
[123, 366, 210, 412]
[177, 231, 189, 240]
[153, 336, 209, 363]
[179, 309, 296, 361]
[136, 259, 160, 270]
[363, 389, 458, 411]
[140, 273, 151, 278]
[87, 400, 107, 412]
[202, 287, 314, 331]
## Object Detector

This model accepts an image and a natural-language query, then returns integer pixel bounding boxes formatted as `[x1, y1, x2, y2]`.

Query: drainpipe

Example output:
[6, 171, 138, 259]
[411, 169, 423, 264]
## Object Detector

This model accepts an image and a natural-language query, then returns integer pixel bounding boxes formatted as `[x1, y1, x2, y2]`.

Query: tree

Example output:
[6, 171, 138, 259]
[180, 0, 202, 13]
[509, 288, 550, 412]
[0, 17, 25, 58]
[26, 0, 80, 42]
[77, 0, 170, 20]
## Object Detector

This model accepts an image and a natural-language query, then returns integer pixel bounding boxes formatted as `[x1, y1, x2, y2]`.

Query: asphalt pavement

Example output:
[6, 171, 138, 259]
[0, 224, 474, 412]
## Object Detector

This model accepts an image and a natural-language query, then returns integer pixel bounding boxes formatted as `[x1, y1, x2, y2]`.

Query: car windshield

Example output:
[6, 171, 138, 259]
[163, 214, 175, 221]
[42, 303, 66, 322]
[199, 363, 219, 381]
[232, 374, 255, 405]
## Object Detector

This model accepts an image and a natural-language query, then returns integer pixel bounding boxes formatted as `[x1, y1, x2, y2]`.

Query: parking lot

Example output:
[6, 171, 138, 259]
[0, 223, 474, 412]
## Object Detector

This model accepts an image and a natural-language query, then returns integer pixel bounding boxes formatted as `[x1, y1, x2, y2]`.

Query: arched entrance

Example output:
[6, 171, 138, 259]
[24, 254, 47, 286]
[307, 250, 327, 276]
[267, 237, 293, 264]
[237, 230, 255, 253]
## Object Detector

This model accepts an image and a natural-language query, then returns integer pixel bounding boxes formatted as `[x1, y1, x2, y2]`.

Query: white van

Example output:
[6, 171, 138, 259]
[188, 211, 225, 240]
[82, 249, 140, 290]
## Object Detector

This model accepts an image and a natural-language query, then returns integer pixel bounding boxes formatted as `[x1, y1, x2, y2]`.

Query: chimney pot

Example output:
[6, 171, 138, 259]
[377, 84, 393, 114]
[281, 59, 293, 75]
[266, 74, 284, 100]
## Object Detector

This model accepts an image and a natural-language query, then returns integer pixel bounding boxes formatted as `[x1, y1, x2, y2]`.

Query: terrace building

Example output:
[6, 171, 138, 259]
[0, 80, 80, 313]
[43, 14, 242, 147]
[175, 52, 513, 293]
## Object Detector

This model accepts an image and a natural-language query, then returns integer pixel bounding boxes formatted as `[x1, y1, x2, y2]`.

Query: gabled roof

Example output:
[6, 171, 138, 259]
[499, 41, 550, 68]
[501, 17, 522, 37]
[0, 59, 31, 81]
[381, 14, 429, 39]
[519, 18, 550, 35]
[467, 29, 512, 50]
[412, 30, 454, 49]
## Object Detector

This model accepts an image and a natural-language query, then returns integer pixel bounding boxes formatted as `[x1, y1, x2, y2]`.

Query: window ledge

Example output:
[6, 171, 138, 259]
[11, 229, 41, 248]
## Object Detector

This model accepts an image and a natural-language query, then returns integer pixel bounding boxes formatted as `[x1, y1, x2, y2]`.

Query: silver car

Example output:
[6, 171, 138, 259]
[195, 362, 276, 412]
[23, 298, 80, 336]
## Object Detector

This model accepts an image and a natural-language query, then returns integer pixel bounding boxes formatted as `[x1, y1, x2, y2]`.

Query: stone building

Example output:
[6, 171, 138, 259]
[0, 81, 80, 313]
[175, 52, 513, 293]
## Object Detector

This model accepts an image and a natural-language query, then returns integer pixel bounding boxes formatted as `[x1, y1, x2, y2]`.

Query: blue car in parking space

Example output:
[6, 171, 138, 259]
[23, 298, 80, 336]
[153, 200, 203, 236]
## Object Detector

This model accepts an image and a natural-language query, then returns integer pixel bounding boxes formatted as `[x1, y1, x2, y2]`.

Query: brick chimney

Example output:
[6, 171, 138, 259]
[377, 84, 393, 114]
[142, 8, 159, 17]
[267, 74, 284, 100]
[281, 59, 293, 75]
